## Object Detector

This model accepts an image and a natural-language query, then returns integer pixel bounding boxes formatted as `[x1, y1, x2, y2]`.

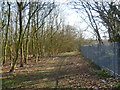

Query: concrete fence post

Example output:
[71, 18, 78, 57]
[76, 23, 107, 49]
[117, 42, 120, 78]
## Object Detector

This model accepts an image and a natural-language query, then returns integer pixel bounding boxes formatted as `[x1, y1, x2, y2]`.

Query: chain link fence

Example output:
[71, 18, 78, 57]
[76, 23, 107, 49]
[81, 42, 120, 79]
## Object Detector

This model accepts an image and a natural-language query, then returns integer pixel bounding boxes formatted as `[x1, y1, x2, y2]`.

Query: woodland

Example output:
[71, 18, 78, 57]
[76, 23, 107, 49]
[1, 0, 120, 89]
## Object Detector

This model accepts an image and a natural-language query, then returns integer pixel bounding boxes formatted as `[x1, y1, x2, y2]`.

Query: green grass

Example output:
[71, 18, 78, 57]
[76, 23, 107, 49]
[96, 71, 111, 78]
[2, 78, 15, 88]
[114, 83, 120, 89]
[2, 74, 28, 88]
[88, 61, 111, 78]
[2, 78, 22, 88]
[89, 61, 101, 70]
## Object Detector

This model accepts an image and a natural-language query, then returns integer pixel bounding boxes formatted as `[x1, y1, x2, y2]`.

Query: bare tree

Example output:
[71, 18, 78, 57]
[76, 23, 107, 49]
[73, 0, 120, 42]
[3, 2, 11, 65]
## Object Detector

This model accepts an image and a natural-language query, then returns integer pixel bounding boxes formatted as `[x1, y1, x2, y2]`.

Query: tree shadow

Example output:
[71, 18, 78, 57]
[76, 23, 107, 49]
[2, 56, 73, 88]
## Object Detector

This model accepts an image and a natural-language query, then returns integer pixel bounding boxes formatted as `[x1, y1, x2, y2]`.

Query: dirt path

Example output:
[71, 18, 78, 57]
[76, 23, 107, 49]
[2, 53, 120, 89]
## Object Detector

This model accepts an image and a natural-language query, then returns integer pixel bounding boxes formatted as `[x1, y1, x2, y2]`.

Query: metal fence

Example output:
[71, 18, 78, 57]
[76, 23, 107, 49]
[81, 42, 120, 79]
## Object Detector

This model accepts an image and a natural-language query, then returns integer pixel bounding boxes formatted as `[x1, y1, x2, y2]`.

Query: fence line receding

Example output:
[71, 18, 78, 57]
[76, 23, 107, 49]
[81, 42, 120, 79]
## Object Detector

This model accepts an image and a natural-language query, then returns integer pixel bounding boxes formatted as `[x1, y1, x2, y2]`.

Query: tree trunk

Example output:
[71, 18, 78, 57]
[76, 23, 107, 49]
[9, 47, 19, 72]
[24, 39, 28, 64]
[3, 2, 10, 65]
[9, 2, 23, 72]
[20, 43, 23, 67]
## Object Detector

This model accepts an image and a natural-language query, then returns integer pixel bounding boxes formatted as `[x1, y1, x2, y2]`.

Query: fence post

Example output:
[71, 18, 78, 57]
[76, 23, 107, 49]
[113, 42, 116, 77]
[117, 42, 120, 78]
[98, 44, 100, 66]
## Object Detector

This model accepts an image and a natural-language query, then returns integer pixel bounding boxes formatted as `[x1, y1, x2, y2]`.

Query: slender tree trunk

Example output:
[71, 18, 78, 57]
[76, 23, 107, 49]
[9, 45, 19, 72]
[24, 3, 31, 64]
[20, 43, 23, 67]
[3, 2, 10, 65]
[10, 46, 13, 67]
[24, 39, 29, 64]
[10, 2, 23, 72]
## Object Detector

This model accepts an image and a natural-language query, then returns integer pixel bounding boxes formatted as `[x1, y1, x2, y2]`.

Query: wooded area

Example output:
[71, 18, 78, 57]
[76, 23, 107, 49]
[1, 0, 120, 89]
[1, 1, 84, 72]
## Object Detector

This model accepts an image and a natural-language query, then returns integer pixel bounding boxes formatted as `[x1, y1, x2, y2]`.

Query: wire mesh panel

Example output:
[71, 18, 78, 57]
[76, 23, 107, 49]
[81, 42, 120, 79]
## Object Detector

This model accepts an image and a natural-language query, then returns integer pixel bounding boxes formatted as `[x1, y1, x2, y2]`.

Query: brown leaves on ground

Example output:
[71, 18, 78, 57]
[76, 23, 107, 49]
[58, 56, 120, 88]
[2, 53, 120, 89]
